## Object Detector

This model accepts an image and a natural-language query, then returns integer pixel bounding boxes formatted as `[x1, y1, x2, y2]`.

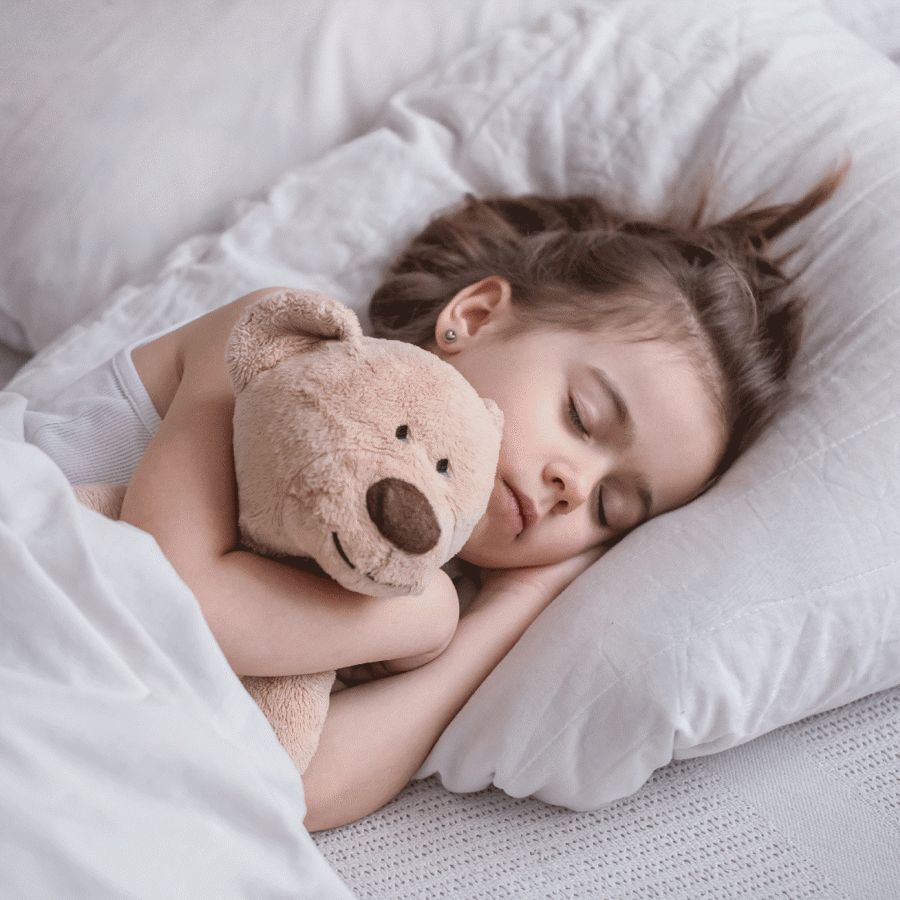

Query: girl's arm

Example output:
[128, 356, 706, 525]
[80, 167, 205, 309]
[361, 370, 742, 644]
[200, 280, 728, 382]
[302, 548, 602, 833]
[121, 289, 458, 677]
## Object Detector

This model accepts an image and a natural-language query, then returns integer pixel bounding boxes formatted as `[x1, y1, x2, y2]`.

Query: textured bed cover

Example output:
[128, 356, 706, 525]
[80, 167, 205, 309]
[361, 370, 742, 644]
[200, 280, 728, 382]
[315, 687, 900, 898]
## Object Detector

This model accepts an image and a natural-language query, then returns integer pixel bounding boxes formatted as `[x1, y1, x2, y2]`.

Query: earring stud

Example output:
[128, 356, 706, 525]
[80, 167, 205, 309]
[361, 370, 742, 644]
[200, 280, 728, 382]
[443, 328, 458, 344]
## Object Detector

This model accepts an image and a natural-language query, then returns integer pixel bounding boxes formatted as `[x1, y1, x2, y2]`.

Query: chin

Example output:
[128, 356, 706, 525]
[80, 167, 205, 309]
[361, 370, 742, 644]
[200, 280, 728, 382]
[457, 541, 532, 570]
[456, 536, 509, 570]
[455, 545, 496, 569]
[461, 540, 582, 571]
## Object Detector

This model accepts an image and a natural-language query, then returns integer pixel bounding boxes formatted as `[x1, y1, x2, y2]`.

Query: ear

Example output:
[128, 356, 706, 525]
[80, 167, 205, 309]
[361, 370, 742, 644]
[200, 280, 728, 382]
[434, 276, 513, 352]
[226, 288, 363, 393]
[482, 397, 504, 435]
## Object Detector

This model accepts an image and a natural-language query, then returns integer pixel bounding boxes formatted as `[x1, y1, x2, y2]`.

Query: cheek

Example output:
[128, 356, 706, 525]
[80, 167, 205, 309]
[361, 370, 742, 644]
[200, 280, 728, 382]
[495, 403, 548, 469]
[456, 493, 505, 566]
[531, 509, 605, 563]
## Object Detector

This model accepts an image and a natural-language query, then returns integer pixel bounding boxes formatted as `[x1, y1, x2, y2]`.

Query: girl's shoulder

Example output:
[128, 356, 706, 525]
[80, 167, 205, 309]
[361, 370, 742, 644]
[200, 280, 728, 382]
[132, 287, 286, 419]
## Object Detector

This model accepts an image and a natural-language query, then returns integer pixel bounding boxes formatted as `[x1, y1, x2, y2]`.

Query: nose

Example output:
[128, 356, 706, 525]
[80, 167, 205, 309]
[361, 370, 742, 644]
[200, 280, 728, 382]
[544, 458, 595, 513]
[366, 478, 441, 554]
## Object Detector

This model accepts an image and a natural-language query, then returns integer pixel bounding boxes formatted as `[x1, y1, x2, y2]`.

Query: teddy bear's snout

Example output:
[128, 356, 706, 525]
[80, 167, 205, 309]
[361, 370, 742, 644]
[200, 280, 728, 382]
[366, 477, 440, 556]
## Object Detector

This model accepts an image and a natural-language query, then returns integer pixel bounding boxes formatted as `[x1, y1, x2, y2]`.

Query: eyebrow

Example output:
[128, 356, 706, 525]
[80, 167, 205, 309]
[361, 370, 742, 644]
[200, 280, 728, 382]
[588, 366, 654, 523]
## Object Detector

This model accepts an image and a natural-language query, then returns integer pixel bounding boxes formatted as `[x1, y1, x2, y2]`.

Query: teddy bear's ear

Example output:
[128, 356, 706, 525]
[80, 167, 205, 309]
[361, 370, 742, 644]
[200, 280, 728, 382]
[226, 289, 364, 393]
[482, 397, 504, 435]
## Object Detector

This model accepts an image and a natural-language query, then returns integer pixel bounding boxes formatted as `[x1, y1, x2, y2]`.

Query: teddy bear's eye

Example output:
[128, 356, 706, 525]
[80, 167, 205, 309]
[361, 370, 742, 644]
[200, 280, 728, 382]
[436, 458, 450, 475]
[395, 425, 409, 441]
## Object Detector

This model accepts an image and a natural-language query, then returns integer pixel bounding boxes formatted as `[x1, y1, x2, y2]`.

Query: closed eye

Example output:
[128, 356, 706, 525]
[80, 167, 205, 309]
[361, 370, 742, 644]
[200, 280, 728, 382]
[568, 399, 588, 435]
[572, 399, 610, 528]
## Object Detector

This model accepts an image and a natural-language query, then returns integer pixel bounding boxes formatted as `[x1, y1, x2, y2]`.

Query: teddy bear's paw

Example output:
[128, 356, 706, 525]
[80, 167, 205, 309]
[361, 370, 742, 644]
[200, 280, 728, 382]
[241, 670, 337, 774]
[72, 482, 128, 519]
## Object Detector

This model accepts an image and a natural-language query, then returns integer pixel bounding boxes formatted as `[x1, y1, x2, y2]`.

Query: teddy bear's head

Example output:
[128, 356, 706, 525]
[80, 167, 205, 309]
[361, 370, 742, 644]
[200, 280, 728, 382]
[226, 289, 503, 597]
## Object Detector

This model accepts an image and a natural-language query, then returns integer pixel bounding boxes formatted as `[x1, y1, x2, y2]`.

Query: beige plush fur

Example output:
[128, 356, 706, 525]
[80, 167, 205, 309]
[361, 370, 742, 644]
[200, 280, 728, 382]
[74, 289, 502, 775]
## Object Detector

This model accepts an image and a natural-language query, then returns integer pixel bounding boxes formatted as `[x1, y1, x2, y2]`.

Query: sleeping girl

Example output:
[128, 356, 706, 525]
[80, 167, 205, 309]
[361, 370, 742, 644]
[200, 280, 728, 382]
[22, 168, 844, 831]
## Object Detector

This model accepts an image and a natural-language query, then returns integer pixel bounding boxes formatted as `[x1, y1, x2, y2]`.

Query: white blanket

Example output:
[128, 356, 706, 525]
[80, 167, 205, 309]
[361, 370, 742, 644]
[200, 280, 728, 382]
[0, 393, 355, 898]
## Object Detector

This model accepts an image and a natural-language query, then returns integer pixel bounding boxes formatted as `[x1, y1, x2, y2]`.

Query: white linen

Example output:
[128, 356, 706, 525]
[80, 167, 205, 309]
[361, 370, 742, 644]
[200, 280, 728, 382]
[822, 0, 900, 60]
[3, 0, 896, 361]
[0, 393, 355, 899]
[9, 0, 900, 818]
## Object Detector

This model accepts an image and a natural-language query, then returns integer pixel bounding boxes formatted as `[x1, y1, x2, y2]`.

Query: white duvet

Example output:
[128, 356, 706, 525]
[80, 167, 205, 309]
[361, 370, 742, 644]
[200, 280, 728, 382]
[0, 392, 355, 897]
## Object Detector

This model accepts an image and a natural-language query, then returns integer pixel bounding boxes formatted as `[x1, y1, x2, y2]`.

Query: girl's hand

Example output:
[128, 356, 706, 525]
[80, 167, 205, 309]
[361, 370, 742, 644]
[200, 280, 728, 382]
[472, 546, 605, 617]
[304, 545, 606, 830]
[336, 549, 603, 687]
[303, 550, 602, 831]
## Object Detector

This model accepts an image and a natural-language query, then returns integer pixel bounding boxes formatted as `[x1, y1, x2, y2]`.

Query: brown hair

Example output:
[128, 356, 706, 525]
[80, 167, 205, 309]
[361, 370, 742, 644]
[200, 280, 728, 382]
[370, 168, 846, 477]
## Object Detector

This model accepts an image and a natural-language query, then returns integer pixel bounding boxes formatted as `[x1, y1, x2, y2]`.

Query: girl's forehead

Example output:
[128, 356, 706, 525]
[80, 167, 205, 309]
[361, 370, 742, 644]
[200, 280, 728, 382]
[528, 321, 685, 360]
[573, 322, 727, 422]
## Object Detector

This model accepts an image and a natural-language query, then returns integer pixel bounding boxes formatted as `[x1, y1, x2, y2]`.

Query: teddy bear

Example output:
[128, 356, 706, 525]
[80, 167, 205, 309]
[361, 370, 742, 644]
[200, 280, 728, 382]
[74, 288, 503, 775]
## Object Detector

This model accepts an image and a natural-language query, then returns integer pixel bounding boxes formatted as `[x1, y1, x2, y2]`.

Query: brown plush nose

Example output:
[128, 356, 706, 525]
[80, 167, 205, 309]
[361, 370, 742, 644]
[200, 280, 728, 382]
[366, 478, 440, 555]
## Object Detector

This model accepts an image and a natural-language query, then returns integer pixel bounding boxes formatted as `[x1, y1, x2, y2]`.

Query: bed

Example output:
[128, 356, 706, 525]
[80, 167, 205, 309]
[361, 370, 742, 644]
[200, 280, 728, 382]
[2, 1, 899, 897]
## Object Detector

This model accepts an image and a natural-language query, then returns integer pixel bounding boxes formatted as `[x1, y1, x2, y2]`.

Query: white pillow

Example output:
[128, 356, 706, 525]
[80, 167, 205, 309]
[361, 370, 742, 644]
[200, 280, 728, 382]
[0, 0, 569, 354]
[11, 0, 900, 811]
[822, 0, 900, 61]
[414, 0, 900, 806]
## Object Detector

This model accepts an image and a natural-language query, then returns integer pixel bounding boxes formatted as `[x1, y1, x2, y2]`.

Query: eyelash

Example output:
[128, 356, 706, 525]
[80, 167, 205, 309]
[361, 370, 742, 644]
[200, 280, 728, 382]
[568, 398, 588, 435]
[568, 399, 608, 528]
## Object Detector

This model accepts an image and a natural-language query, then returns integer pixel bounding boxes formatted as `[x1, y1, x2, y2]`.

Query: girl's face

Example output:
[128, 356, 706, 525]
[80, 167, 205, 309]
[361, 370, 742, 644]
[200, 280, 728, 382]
[436, 278, 727, 569]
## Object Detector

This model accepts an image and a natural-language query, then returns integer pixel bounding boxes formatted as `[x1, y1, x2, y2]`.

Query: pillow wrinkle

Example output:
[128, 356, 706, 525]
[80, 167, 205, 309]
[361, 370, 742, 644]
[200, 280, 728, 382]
[515, 554, 900, 785]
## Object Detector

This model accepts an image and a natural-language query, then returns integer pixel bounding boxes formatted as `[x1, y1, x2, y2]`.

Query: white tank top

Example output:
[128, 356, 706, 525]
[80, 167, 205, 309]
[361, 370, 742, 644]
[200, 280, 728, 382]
[23, 344, 162, 485]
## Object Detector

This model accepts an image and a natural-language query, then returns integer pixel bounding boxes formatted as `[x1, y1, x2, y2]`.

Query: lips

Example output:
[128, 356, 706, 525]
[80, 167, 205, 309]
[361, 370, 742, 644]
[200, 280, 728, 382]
[503, 481, 537, 535]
